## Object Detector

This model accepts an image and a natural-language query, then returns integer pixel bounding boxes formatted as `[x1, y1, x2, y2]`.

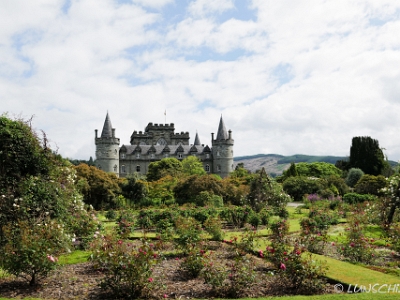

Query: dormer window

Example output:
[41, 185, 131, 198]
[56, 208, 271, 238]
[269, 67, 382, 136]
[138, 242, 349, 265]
[136, 153, 140, 159]
[178, 153, 183, 159]
[121, 153, 126, 159]
[150, 153, 155, 159]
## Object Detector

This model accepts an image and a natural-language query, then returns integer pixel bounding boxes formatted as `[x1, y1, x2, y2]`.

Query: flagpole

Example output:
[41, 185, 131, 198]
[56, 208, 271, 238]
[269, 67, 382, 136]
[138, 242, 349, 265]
[164, 109, 166, 124]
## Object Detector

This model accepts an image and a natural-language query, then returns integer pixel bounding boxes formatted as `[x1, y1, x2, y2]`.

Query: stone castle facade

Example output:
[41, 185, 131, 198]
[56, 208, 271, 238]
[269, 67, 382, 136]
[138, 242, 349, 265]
[94, 112, 234, 178]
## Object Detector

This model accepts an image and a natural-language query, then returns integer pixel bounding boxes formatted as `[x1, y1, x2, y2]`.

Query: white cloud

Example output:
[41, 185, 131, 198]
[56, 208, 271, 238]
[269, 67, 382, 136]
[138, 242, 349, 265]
[188, 0, 234, 17]
[2, 0, 400, 163]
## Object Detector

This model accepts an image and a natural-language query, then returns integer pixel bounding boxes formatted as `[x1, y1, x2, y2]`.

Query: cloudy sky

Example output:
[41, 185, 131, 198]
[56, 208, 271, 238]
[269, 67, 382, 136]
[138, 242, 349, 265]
[2, 0, 400, 161]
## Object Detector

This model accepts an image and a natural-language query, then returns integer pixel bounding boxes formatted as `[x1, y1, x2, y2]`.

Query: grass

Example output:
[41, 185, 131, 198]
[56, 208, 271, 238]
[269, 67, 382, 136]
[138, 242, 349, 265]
[58, 250, 91, 265]
[242, 294, 400, 300]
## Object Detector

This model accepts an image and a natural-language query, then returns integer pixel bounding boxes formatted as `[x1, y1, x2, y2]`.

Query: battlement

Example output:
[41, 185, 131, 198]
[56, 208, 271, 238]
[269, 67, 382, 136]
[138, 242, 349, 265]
[145, 122, 175, 132]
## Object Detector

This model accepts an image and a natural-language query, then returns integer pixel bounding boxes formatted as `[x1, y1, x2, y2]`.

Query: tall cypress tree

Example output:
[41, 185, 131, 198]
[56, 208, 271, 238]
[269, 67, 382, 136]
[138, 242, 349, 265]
[349, 136, 385, 176]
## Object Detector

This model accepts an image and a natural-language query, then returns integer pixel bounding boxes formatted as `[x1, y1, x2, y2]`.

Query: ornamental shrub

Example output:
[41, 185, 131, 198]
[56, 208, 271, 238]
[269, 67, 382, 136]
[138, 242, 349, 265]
[354, 174, 387, 196]
[343, 192, 377, 204]
[90, 234, 161, 298]
[345, 168, 364, 187]
[0, 218, 71, 285]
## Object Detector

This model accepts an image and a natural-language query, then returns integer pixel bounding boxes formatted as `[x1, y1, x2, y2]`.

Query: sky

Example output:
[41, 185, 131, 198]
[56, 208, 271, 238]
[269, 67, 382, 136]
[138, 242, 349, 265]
[2, 0, 400, 162]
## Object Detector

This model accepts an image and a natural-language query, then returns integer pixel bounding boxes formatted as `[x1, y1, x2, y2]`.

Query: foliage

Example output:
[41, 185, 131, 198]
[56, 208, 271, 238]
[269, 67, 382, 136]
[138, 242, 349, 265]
[74, 163, 121, 210]
[203, 216, 224, 241]
[173, 216, 205, 254]
[179, 248, 208, 278]
[343, 193, 378, 204]
[349, 136, 386, 176]
[245, 168, 290, 212]
[338, 213, 377, 264]
[194, 191, 224, 207]
[380, 174, 400, 225]
[345, 168, 364, 187]
[354, 174, 387, 196]
[219, 205, 253, 228]
[181, 156, 207, 176]
[116, 211, 135, 239]
[174, 174, 224, 205]
[0, 218, 71, 285]
[146, 157, 182, 182]
[90, 234, 161, 299]
[147, 175, 178, 206]
[282, 176, 326, 201]
[295, 162, 342, 178]
[120, 174, 147, 206]
[0, 114, 50, 189]
[105, 210, 118, 221]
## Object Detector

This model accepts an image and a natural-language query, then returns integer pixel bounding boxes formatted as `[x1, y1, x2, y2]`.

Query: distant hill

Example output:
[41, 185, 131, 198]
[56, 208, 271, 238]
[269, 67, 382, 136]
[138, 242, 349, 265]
[234, 154, 398, 177]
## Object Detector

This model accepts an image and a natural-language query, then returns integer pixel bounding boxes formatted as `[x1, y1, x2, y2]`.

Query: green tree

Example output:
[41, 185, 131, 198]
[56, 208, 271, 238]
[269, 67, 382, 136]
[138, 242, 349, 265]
[174, 175, 224, 205]
[146, 157, 183, 181]
[349, 136, 385, 176]
[181, 156, 206, 176]
[120, 174, 147, 205]
[74, 164, 121, 210]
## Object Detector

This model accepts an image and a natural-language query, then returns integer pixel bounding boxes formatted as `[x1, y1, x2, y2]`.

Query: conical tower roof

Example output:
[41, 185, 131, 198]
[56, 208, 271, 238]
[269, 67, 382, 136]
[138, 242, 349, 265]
[194, 131, 201, 145]
[216, 115, 228, 140]
[101, 112, 113, 138]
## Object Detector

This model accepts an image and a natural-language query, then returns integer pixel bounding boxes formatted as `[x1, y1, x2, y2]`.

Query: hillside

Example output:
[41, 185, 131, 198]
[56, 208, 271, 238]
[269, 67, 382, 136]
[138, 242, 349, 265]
[233, 154, 348, 177]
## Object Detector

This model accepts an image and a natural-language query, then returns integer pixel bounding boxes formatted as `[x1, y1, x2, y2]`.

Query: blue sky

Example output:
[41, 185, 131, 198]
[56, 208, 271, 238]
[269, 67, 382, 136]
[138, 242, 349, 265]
[2, 0, 400, 162]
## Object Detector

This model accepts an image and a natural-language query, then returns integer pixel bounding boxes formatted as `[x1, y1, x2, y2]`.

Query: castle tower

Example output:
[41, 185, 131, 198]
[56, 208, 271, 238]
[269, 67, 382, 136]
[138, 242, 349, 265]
[95, 112, 120, 176]
[211, 116, 234, 178]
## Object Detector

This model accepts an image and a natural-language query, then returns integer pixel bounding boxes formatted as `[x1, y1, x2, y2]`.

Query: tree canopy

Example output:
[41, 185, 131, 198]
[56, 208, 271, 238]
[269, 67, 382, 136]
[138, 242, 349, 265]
[349, 136, 386, 176]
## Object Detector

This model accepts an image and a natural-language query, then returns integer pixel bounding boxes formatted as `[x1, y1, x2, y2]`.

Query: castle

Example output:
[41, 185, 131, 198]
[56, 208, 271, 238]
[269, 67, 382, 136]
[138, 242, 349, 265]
[94, 112, 234, 178]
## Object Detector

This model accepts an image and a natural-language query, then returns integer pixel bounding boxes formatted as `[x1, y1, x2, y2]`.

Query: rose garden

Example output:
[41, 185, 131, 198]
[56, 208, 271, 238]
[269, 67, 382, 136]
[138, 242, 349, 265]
[1, 115, 400, 300]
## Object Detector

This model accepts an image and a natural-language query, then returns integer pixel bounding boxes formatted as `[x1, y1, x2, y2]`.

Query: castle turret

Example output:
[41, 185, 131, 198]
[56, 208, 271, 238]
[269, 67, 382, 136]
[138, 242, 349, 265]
[95, 112, 120, 176]
[212, 116, 234, 178]
[194, 131, 201, 145]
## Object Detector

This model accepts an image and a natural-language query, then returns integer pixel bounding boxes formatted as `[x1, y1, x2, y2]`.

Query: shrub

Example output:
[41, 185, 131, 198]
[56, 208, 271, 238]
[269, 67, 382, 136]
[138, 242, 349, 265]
[337, 213, 376, 264]
[343, 193, 377, 204]
[105, 210, 118, 221]
[90, 234, 161, 299]
[204, 216, 224, 241]
[345, 168, 364, 187]
[0, 218, 71, 285]
[174, 216, 204, 254]
[219, 206, 253, 228]
[179, 248, 208, 278]
[354, 174, 387, 196]
[283, 176, 326, 201]
[116, 211, 135, 239]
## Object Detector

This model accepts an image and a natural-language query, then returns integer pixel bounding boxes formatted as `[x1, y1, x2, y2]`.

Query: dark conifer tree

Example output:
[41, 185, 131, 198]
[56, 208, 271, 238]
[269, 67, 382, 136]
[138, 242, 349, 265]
[349, 136, 385, 176]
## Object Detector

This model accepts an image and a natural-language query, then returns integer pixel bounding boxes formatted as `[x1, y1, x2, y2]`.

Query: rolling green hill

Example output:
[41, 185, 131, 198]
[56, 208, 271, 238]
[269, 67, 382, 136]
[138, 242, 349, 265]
[234, 154, 397, 176]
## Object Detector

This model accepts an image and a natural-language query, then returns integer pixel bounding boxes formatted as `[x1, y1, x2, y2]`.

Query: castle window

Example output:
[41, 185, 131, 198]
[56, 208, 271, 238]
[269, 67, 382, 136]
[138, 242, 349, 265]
[217, 151, 220, 157]
[217, 165, 221, 172]
[136, 153, 140, 159]
[121, 165, 126, 173]
[121, 153, 126, 159]
[205, 164, 210, 172]
[206, 154, 210, 159]
[178, 153, 183, 159]
[113, 165, 117, 172]
[150, 153, 155, 159]
[136, 165, 140, 172]
[164, 153, 169, 158]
